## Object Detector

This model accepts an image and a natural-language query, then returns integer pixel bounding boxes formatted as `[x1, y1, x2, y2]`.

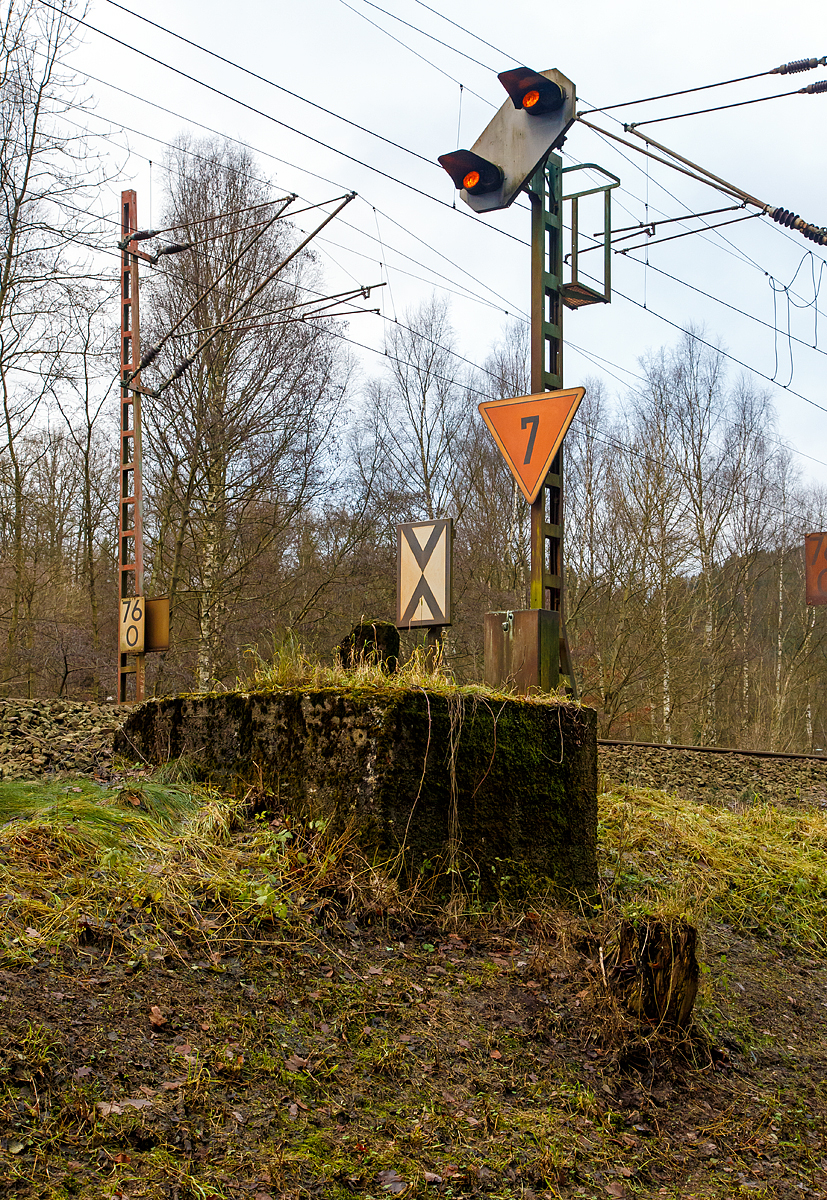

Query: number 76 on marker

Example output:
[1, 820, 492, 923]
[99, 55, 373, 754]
[120, 596, 145, 653]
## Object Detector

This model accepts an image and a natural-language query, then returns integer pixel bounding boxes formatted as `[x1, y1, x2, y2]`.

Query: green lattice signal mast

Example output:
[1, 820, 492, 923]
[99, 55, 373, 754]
[439, 66, 618, 694]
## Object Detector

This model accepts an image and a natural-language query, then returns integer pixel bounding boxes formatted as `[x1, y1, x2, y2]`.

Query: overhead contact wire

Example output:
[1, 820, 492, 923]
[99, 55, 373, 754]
[579, 55, 827, 113]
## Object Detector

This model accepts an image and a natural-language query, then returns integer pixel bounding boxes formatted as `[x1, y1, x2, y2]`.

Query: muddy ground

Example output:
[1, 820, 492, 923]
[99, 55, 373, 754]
[0, 703, 826, 1199]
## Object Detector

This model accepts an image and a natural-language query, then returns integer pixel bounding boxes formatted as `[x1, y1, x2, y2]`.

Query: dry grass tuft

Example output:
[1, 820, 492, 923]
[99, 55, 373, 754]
[239, 633, 572, 704]
[599, 784, 827, 950]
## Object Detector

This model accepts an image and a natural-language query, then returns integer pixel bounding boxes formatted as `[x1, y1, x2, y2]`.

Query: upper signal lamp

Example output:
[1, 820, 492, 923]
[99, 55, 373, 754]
[498, 67, 565, 116]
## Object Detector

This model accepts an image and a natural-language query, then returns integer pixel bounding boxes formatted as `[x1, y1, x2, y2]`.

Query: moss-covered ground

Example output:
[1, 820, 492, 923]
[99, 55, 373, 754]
[0, 768, 826, 1199]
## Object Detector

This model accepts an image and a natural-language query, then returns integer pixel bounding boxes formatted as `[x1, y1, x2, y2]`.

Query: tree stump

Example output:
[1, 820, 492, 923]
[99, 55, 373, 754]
[336, 621, 399, 673]
[610, 918, 699, 1027]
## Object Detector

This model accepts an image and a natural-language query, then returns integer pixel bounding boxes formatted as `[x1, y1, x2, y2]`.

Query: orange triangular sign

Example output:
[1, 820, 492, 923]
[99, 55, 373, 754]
[478, 387, 585, 503]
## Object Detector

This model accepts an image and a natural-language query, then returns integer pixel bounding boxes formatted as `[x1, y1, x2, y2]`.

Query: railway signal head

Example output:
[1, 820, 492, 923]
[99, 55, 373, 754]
[437, 150, 504, 197]
[498, 67, 566, 116]
[438, 66, 576, 213]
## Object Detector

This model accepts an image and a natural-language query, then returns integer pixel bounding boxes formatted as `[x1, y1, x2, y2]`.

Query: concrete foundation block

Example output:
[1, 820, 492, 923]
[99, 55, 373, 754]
[116, 688, 597, 899]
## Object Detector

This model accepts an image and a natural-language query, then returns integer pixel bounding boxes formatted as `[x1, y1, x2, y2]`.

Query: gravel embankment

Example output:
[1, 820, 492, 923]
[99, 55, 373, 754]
[0, 699, 131, 779]
[599, 742, 827, 809]
[3, 698, 827, 810]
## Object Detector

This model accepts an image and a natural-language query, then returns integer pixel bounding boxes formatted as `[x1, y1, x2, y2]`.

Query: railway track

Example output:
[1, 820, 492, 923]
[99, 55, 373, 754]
[598, 738, 827, 808]
[598, 738, 827, 763]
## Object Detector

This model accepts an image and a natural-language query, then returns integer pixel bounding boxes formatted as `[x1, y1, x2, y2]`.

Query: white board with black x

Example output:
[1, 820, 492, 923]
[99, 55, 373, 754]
[396, 518, 453, 628]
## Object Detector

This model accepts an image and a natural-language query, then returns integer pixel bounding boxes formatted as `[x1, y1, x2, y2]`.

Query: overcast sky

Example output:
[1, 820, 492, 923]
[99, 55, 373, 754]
[67, 0, 827, 488]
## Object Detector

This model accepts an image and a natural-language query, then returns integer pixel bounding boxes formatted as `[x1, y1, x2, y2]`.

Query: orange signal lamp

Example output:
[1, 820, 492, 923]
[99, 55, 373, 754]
[498, 67, 565, 116]
[437, 149, 503, 196]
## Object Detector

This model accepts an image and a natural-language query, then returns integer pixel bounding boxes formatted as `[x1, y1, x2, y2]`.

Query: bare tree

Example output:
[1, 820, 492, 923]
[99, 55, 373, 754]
[141, 138, 350, 691]
[358, 296, 468, 524]
[0, 0, 106, 688]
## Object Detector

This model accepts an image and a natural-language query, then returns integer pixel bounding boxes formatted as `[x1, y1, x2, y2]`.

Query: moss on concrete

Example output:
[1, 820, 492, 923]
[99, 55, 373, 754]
[116, 687, 597, 899]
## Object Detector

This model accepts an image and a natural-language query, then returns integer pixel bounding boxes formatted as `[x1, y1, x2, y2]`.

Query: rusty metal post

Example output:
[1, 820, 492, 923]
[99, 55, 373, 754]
[118, 190, 146, 703]
[527, 156, 577, 696]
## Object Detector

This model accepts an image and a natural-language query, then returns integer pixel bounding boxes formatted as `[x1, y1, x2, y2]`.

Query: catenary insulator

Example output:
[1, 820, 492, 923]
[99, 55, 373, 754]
[170, 355, 197, 382]
[156, 242, 192, 257]
[138, 345, 160, 370]
[802, 79, 827, 94]
[774, 56, 827, 74]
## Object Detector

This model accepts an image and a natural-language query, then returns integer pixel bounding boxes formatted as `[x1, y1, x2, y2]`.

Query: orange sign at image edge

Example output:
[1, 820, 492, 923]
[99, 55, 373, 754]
[477, 387, 586, 503]
[805, 532, 827, 606]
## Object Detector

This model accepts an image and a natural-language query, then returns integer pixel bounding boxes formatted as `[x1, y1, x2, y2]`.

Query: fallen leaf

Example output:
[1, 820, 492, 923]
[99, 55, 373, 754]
[490, 1049, 502, 1060]
[161, 1080, 186, 1091]
[368, 966, 383, 975]
[285, 1054, 308, 1072]
[423, 1171, 442, 1184]
[8, 1141, 24, 1154]
[376, 1168, 407, 1194]
[73, 1065, 92, 1079]
[97, 1098, 152, 1116]
[113, 1152, 131, 1163]
[604, 1184, 625, 1198]
[149, 1005, 167, 1027]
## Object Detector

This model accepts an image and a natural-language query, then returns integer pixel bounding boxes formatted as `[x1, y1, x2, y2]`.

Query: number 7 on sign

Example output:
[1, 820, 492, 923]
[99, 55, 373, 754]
[521, 415, 539, 464]
[477, 387, 586, 505]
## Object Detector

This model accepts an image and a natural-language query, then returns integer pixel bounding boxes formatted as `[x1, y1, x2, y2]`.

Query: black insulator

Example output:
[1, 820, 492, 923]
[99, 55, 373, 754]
[777, 57, 818, 74]
[170, 355, 196, 382]
[139, 344, 160, 370]
[804, 79, 827, 94]
[118, 228, 161, 250]
[156, 242, 192, 256]
[773, 209, 799, 227]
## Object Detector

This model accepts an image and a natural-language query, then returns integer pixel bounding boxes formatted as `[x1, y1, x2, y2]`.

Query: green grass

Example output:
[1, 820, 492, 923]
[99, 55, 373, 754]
[2, 773, 827, 1197]
[0, 776, 339, 967]
[599, 785, 827, 950]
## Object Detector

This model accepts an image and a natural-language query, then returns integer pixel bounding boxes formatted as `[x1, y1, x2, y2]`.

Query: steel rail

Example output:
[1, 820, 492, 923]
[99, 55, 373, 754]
[598, 739, 827, 763]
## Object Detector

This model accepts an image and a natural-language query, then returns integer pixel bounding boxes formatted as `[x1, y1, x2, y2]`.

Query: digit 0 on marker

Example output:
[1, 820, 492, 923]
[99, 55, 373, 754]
[478, 387, 585, 504]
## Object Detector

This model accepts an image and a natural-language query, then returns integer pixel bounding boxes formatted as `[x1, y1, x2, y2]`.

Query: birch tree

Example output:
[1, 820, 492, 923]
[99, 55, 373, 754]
[142, 137, 349, 691]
